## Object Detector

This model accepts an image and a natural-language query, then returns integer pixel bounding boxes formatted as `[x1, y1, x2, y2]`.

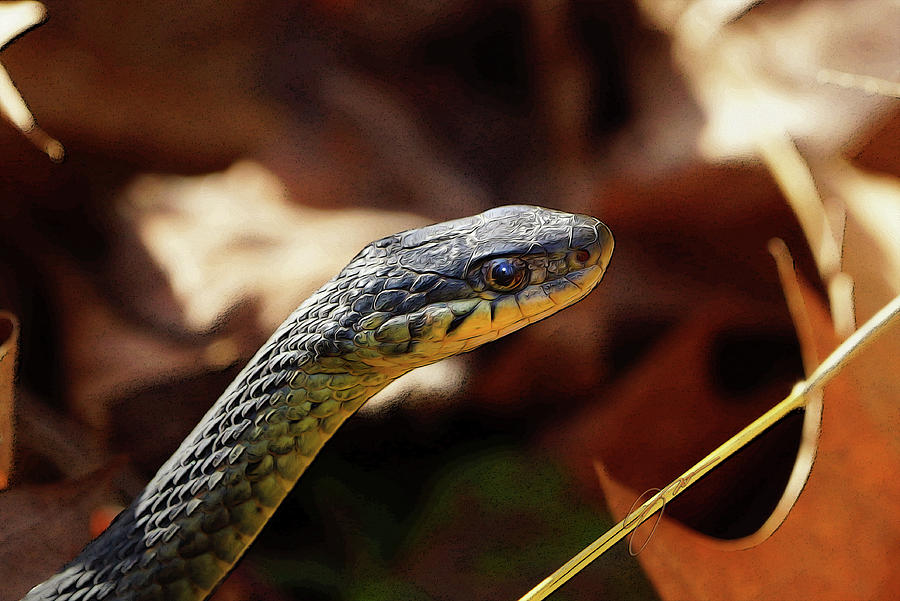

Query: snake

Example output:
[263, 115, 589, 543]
[23, 205, 614, 601]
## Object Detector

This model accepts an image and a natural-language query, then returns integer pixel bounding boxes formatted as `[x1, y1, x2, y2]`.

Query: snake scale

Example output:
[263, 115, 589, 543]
[23, 205, 614, 601]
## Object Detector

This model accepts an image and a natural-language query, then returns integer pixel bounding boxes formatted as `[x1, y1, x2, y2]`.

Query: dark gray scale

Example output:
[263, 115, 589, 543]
[424, 278, 471, 303]
[468, 239, 549, 265]
[185, 437, 214, 466]
[286, 331, 315, 352]
[338, 311, 358, 328]
[410, 273, 439, 293]
[362, 278, 384, 295]
[372, 235, 396, 249]
[335, 277, 353, 291]
[330, 303, 351, 323]
[312, 338, 342, 357]
[394, 292, 428, 315]
[570, 224, 598, 249]
[396, 241, 472, 278]
[301, 335, 321, 355]
[52, 568, 81, 592]
[372, 289, 406, 312]
[383, 275, 411, 290]
[398, 215, 480, 249]
[245, 378, 269, 400]
[351, 294, 374, 315]
[263, 368, 290, 396]
[334, 327, 354, 343]
[317, 321, 342, 339]
[168, 466, 191, 489]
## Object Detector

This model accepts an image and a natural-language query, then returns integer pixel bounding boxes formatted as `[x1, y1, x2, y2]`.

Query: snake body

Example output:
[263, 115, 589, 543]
[24, 205, 613, 601]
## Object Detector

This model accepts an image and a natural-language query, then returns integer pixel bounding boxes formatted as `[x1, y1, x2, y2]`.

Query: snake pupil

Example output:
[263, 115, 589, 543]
[485, 258, 526, 291]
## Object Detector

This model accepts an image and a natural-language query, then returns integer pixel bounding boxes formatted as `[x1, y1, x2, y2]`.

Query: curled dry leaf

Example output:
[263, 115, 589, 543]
[595, 276, 900, 601]
[818, 162, 900, 443]
[609, 7, 900, 597]
[552, 293, 802, 527]
[114, 160, 428, 335]
[636, 0, 900, 160]
[0, 1, 62, 160]
[0, 310, 18, 489]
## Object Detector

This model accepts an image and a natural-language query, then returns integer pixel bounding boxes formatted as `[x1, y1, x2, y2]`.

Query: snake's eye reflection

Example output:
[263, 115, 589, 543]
[484, 258, 528, 292]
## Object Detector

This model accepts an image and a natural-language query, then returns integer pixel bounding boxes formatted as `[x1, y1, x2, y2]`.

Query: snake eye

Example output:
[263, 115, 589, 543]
[483, 258, 528, 292]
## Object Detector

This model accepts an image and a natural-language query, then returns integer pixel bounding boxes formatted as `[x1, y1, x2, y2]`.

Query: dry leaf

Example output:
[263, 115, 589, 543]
[114, 160, 428, 334]
[59, 161, 445, 432]
[595, 277, 900, 601]
[0, 1, 43, 44]
[558, 297, 809, 557]
[0, 310, 18, 489]
[0, 1, 61, 160]
[819, 162, 900, 445]
[637, 0, 900, 160]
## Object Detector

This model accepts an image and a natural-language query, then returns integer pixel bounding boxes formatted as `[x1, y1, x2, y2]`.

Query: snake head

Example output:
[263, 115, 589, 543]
[331, 205, 613, 372]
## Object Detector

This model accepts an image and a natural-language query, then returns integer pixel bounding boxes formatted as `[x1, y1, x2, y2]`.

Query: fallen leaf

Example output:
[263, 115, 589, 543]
[0, 1, 62, 160]
[47, 257, 232, 432]
[550, 293, 803, 534]
[819, 162, 900, 446]
[595, 276, 900, 600]
[114, 160, 429, 334]
[638, 0, 900, 160]
[0, 310, 18, 489]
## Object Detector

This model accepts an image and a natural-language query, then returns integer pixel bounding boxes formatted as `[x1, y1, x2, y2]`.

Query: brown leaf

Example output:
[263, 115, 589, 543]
[0, 310, 18, 489]
[48, 258, 229, 432]
[637, 0, 900, 160]
[0, 1, 62, 160]
[112, 161, 427, 335]
[819, 162, 900, 443]
[551, 294, 801, 511]
[595, 277, 900, 600]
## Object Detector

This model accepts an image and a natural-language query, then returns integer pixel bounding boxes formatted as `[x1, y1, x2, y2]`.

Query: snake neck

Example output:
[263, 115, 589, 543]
[24, 303, 403, 601]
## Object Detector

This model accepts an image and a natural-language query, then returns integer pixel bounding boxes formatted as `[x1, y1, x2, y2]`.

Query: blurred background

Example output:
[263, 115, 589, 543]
[0, 1, 898, 600]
